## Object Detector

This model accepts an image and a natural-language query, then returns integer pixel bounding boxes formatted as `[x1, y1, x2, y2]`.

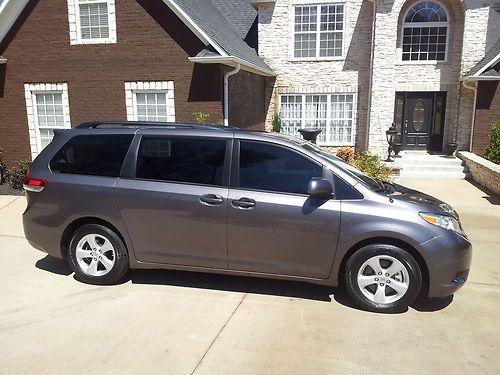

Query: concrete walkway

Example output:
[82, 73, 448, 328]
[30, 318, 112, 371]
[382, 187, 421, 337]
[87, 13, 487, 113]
[1, 180, 499, 375]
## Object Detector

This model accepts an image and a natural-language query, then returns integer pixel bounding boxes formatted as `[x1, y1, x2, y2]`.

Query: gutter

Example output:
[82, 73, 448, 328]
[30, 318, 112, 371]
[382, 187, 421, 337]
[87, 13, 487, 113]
[223, 63, 241, 127]
[462, 79, 478, 152]
[188, 55, 274, 77]
[365, 0, 376, 150]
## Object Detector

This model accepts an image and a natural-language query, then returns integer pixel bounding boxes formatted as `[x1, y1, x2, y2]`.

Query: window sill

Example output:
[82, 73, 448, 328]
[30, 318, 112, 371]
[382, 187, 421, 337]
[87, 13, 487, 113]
[70, 38, 117, 45]
[288, 57, 345, 63]
[395, 60, 448, 66]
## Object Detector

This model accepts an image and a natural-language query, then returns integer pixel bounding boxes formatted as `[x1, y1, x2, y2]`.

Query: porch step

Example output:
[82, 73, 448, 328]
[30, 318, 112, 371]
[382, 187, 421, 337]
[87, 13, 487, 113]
[400, 170, 467, 179]
[386, 152, 467, 180]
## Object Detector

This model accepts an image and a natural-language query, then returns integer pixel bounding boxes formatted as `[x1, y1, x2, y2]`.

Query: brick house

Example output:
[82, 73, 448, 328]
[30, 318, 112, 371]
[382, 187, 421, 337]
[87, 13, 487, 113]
[255, 0, 500, 155]
[0, 0, 273, 166]
[463, 38, 500, 157]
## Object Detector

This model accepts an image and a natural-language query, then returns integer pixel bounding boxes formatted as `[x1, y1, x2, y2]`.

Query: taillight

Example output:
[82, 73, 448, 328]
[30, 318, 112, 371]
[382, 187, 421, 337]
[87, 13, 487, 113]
[23, 169, 47, 192]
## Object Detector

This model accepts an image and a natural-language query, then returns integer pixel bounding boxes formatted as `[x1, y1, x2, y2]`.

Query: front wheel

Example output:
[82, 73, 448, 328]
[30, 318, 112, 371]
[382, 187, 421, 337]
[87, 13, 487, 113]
[68, 224, 129, 285]
[345, 244, 422, 313]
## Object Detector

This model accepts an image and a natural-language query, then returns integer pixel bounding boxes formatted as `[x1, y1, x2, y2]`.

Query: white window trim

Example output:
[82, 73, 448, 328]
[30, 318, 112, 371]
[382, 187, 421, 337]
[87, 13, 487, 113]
[289, 2, 347, 61]
[68, 0, 117, 45]
[398, 0, 450, 64]
[24, 83, 72, 159]
[125, 81, 176, 122]
[278, 91, 357, 147]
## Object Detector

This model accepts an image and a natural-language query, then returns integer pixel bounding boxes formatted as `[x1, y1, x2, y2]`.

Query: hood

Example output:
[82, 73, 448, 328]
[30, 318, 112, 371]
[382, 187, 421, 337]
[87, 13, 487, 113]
[390, 184, 458, 218]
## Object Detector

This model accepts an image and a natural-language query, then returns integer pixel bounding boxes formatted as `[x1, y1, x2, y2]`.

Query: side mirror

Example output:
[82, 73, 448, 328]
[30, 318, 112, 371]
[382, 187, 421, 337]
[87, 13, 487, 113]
[307, 178, 333, 199]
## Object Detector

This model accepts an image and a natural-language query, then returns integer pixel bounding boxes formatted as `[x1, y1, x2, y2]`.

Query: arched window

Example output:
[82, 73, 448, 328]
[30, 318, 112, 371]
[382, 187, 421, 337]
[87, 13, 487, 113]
[401, 1, 449, 62]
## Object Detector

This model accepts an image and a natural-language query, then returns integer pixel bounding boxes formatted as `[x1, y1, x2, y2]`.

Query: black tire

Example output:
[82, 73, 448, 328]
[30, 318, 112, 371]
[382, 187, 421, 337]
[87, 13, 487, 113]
[68, 224, 129, 285]
[345, 244, 422, 313]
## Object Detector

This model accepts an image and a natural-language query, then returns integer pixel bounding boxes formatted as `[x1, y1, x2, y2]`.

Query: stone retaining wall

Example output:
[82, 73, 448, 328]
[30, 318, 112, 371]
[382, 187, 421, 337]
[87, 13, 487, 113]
[457, 151, 500, 197]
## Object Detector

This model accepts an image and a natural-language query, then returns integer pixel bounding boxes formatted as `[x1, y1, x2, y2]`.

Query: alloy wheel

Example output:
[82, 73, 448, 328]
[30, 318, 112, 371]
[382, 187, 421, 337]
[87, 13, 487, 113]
[75, 234, 116, 277]
[357, 255, 410, 304]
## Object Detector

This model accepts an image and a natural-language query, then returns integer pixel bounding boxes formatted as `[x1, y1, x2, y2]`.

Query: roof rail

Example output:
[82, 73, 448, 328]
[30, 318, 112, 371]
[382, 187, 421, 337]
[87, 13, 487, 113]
[76, 120, 238, 131]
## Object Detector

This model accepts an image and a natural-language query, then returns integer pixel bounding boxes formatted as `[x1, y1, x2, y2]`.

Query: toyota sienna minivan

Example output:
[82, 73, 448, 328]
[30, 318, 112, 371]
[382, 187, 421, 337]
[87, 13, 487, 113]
[22, 121, 472, 312]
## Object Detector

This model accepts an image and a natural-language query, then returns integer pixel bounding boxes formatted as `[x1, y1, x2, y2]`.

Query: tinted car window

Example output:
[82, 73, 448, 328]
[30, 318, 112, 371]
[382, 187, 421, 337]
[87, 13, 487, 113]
[239, 141, 323, 194]
[136, 137, 226, 186]
[50, 135, 133, 177]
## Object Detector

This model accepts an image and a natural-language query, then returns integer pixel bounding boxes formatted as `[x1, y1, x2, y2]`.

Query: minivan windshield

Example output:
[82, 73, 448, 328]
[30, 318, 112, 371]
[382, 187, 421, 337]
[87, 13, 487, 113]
[301, 143, 383, 192]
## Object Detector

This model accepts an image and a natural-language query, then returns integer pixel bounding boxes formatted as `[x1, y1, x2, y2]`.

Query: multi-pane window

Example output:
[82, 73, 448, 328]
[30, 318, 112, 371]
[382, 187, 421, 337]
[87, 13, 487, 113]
[35, 93, 67, 149]
[78, 0, 110, 40]
[294, 4, 344, 58]
[135, 92, 169, 122]
[401, 1, 448, 61]
[69, 0, 116, 44]
[280, 93, 355, 145]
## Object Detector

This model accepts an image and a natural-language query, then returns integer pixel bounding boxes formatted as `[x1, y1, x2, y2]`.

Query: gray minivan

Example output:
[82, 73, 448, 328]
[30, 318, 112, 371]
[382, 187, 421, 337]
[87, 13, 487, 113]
[23, 121, 472, 312]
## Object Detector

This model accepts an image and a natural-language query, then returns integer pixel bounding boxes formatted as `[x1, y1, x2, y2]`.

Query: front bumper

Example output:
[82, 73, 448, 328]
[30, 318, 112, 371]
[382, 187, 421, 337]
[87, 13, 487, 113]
[417, 232, 472, 298]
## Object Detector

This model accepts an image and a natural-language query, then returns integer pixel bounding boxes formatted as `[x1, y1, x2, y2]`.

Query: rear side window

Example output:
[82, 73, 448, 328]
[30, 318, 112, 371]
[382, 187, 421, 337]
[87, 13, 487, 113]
[239, 141, 323, 194]
[136, 137, 226, 186]
[50, 135, 134, 177]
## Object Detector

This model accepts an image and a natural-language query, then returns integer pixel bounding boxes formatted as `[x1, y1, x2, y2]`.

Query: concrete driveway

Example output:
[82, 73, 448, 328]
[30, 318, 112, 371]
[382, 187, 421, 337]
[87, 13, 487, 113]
[1, 179, 499, 375]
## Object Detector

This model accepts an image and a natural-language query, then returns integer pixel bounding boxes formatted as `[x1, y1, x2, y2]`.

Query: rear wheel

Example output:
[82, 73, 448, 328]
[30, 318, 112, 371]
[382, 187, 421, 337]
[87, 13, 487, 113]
[68, 224, 129, 285]
[345, 244, 422, 312]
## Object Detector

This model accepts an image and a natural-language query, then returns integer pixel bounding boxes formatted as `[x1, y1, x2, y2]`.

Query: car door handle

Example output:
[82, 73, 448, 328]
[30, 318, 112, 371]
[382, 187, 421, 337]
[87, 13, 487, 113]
[200, 194, 224, 206]
[231, 197, 256, 209]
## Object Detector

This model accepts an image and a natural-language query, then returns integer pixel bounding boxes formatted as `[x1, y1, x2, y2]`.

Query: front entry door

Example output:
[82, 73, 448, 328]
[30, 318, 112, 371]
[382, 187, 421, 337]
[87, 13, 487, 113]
[395, 92, 446, 151]
[403, 93, 434, 149]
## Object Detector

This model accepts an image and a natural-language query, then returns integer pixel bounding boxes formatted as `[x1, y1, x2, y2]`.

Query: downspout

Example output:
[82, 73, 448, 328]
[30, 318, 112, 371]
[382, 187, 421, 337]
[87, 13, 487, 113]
[223, 63, 241, 127]
[462, 79, 478, 152]
[365, 0, 376, 150]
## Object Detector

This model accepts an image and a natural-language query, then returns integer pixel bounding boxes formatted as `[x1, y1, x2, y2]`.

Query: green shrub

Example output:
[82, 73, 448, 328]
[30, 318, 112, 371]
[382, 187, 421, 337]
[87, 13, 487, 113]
[484, 121, 500, 164]
[193, 112, 210, 124]
[7, 160, 31, 190]
[272, 112, 282, 133]
[336, 146, 355, 163]
[351, 152, 392, 182]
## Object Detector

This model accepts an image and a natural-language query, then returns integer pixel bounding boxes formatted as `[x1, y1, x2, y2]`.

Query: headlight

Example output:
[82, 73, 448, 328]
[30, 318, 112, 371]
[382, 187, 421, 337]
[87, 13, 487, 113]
[419, 212, 465, 235]
[439, 203, 458, 218]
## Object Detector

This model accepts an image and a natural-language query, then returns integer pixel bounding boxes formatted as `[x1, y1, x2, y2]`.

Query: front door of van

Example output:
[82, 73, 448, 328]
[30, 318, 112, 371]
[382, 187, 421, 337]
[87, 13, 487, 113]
[227, 140, 341, 279]
[113, 135, 229, 268]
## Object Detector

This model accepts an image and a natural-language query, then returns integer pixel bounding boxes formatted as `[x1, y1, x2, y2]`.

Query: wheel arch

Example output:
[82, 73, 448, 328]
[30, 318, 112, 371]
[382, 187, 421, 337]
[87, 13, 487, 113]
[60, 217, 127, 258]
[338, 236, 430, 292]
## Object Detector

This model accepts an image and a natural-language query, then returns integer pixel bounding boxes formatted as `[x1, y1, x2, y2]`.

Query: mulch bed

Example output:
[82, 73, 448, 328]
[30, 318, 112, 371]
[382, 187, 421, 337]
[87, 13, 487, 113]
[0, 183, 24, 196]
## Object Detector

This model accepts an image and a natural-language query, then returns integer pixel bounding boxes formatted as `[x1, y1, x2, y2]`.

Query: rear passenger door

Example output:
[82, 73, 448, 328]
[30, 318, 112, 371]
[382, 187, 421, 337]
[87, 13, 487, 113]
[114, 133, 230, 268]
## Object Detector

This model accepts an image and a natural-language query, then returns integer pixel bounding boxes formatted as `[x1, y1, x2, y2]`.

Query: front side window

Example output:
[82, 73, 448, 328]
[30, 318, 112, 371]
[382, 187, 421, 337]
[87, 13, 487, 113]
[125, 82, 176, 123]
[50, 135, 134, 177]
[136, 137, 226, 186]
[238, 141, 323, 195]
[401, 1, 448, 61]
[294, 4, 344, 58]
[24, 83, 72, 158]
[68, 0, 117, 44]
[280, 93, 355, 145]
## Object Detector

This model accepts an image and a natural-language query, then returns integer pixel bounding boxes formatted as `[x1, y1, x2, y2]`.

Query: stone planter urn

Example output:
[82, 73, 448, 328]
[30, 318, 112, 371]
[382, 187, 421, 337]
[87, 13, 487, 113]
[298, 128, 322, 144]
[393, 143, 403, 156]
[447, 142, 458, 156]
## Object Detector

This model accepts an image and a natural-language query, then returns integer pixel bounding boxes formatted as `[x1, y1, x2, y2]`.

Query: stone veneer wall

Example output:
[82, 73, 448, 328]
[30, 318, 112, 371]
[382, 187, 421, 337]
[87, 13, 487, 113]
[258, 0, 495, 155]
[368, 0, 492, 156]
[257, 0, 374, 149]
[457, 151, 500, 197]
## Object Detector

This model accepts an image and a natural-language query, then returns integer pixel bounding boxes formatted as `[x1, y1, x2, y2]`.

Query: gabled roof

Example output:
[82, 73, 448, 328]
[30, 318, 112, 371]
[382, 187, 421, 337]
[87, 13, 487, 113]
[0, 0, 273, 76]
[464, 38, 500, 81]
[212, 0, 257, 40]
